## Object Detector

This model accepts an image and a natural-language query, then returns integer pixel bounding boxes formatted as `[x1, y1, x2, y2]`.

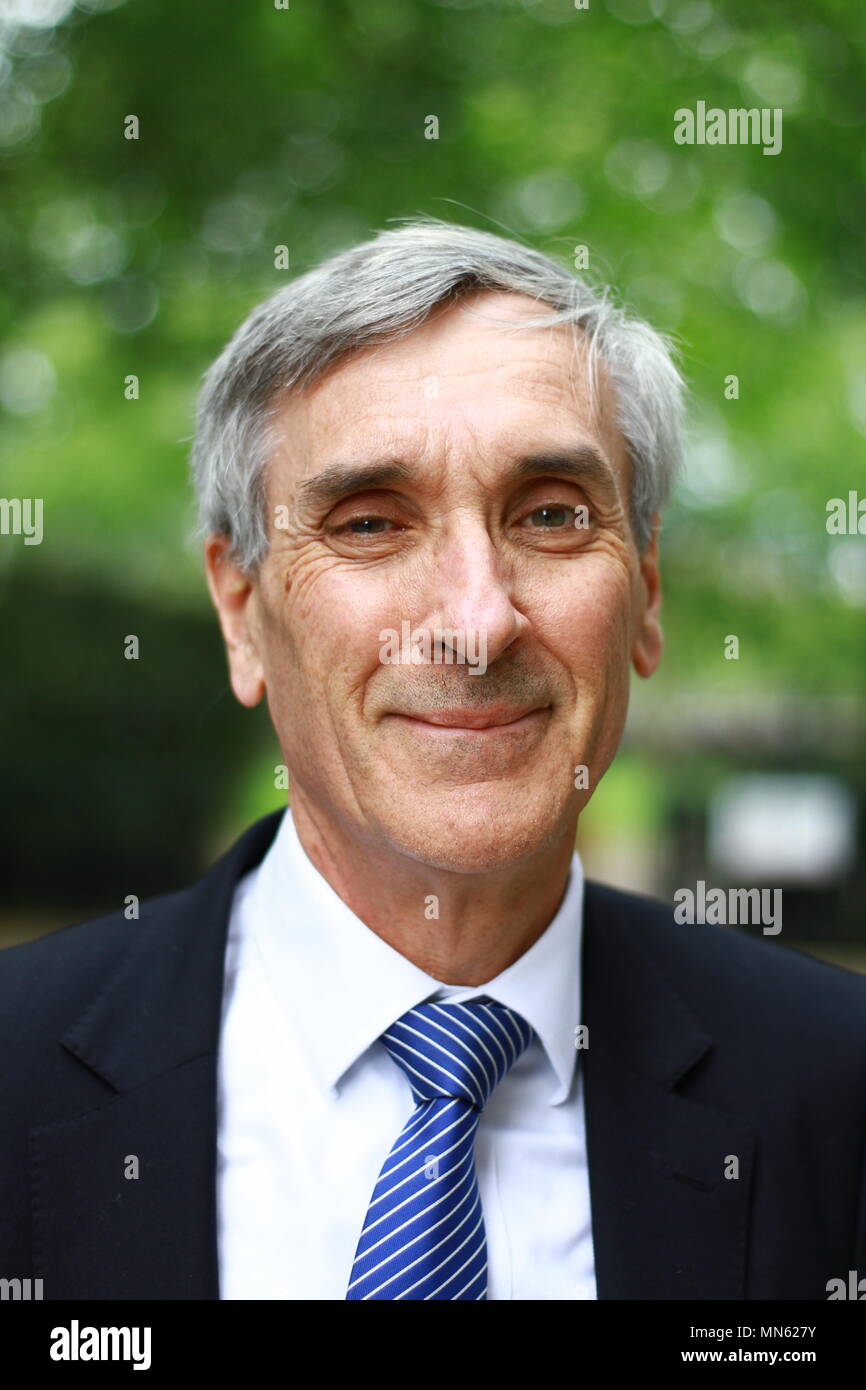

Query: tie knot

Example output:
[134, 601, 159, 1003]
[381, 997, 534, 1110]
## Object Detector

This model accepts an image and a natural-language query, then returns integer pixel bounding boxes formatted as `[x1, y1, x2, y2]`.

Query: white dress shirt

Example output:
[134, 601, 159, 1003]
[216, 807, 597, 1300]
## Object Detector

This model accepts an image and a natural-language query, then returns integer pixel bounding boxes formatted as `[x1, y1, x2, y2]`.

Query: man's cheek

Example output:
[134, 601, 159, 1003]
[567, 602, 626, 672]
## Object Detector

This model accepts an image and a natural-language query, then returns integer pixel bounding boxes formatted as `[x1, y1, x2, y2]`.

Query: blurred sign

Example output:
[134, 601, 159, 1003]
[708, 774, 857, 883]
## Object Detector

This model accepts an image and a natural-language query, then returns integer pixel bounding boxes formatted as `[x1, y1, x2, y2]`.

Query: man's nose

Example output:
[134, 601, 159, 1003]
[418, 523, 530, 667]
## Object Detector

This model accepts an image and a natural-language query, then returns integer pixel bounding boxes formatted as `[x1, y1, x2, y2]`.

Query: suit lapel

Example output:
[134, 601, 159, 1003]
[581, 882, 755, 1299]
[30, 811, 284, 1299]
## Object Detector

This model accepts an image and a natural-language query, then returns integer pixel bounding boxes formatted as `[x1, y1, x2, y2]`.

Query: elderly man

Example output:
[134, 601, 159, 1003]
[2, 220, 865, 1302]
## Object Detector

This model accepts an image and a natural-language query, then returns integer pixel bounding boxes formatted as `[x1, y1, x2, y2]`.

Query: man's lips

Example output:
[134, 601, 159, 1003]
[388, 704, 550, 732]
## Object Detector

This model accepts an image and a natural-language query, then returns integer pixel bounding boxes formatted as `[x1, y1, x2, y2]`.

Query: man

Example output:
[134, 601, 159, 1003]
[1, 219, 865, 1301]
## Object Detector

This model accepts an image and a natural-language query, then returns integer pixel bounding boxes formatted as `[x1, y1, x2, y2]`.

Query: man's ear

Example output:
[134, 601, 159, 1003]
[203, 533, 266, 707]
[631, 513, 663, 680]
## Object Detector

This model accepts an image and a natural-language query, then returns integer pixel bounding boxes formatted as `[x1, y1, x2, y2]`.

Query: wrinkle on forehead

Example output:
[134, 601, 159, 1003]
[266, 288, 630, 501]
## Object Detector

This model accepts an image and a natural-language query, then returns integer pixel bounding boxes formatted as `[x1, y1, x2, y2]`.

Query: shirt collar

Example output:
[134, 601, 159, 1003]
[247, 808, 584, 1106]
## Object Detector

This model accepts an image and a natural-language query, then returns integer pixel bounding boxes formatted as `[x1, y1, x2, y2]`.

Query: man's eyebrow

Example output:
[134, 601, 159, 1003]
[294, 446, 620, 511]
[509, 448, 620, 497]
[296, 460, 414, 510]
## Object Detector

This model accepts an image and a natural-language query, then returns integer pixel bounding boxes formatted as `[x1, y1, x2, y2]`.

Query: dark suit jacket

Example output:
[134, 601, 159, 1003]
[1, 810, 865, 1300]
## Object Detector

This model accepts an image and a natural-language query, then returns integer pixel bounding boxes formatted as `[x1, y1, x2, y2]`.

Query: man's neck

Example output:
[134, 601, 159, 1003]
[288, 795, 577, 984]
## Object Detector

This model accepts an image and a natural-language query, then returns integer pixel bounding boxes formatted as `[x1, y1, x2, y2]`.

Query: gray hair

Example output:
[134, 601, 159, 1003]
[190, 216, 685, 569]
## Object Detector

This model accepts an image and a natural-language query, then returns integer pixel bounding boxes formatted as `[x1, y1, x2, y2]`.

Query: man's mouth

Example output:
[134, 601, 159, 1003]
[389, 704, 551, 734]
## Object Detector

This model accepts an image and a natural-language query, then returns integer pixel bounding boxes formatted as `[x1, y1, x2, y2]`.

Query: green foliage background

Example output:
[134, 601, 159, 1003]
[0, 0, 864, 912]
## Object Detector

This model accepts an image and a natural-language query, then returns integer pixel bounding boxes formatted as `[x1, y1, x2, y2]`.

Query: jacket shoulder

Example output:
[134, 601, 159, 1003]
[0, 810, 284, 1035]
[0, 889, 187, 1037]
[584, 877, 866, 1049]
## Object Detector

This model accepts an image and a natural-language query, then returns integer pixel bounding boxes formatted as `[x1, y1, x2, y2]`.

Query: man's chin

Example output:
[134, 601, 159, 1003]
[371, 792, 568, 875]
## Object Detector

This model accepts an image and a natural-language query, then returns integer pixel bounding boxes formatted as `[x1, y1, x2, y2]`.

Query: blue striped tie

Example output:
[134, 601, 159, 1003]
[346, 996, 534, 1301]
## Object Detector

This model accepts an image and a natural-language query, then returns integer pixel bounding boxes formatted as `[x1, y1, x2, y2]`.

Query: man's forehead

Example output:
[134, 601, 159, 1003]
[273, 298, 606, 433]
[306, 291, 587, 395]
[271, 389, 621, 496]
[267, 289, 627, 487]
[295, 369, 594, 448]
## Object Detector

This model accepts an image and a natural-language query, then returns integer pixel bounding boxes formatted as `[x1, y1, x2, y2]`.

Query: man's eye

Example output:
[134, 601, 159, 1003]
[522, 505, 573, 529]
[337, 516, 393, 536]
